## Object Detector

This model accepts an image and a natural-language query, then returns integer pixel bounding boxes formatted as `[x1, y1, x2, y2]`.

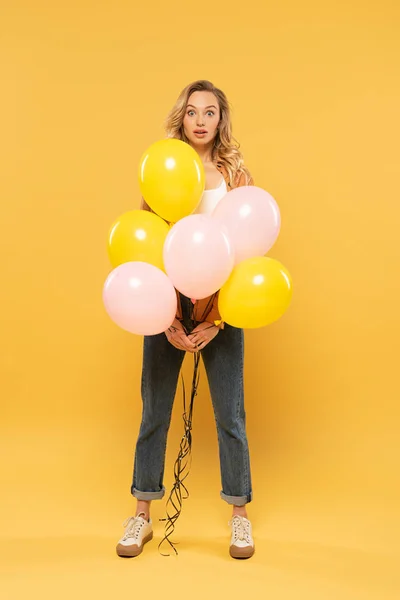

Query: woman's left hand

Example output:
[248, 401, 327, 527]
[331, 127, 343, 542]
[189, 322, 219, 351]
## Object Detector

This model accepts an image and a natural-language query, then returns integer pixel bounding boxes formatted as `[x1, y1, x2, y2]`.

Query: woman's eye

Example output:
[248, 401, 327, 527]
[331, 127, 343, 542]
[187, 110, 214, 117]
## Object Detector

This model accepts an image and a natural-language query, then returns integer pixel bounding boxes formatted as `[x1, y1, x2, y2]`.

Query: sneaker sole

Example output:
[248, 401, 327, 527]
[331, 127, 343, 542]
[229, 544, 255, 559]
[116, 531, 154, 558]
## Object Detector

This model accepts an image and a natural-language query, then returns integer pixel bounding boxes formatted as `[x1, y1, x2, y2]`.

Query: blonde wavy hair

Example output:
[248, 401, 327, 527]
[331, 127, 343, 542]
[164, 80, 252, 188]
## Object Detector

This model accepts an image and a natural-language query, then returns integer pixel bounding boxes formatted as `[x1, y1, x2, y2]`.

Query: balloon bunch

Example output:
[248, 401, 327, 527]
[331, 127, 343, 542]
[103, 138, 292, 332]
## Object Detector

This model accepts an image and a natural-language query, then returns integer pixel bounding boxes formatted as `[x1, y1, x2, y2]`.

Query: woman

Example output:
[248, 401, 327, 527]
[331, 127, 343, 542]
[116, 80, 255, 559]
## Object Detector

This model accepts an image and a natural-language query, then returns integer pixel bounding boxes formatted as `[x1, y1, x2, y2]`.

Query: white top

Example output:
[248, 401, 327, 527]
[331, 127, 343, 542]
[193, 177, 228, 215]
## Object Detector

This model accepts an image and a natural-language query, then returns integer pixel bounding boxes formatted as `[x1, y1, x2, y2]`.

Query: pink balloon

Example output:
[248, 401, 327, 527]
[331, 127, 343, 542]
[212, 186, 281, 264]
[103, 261, 177, 335]
[163, 214, 234, 299]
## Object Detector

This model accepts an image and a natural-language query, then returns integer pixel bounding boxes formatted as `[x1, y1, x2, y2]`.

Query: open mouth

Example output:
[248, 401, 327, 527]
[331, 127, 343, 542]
[194, 130, 208, 135]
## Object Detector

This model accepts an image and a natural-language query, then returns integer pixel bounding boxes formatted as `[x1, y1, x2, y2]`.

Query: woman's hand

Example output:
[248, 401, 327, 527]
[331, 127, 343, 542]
[189, 322, 219, 351]
[165, 319, 197, 353]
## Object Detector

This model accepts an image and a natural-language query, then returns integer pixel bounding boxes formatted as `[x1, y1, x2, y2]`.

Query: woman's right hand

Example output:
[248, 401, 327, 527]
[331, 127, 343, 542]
[165, 319, 197, 353]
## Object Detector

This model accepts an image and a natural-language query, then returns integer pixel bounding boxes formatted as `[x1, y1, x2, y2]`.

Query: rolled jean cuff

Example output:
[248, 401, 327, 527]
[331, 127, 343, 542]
[131, 485, 166, 501]
[220, 490, 253, 506]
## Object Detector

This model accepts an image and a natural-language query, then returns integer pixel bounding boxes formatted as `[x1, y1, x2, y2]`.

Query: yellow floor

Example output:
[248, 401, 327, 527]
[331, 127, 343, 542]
[1, 424, 399, 600]
[1, 504, 398, 600]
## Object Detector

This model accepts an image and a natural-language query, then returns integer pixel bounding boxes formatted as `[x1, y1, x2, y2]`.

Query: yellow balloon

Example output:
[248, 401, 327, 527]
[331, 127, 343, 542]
[107, 209, 170, 271]
[138, 139, 205, 223]
[219, 257, 293, 328]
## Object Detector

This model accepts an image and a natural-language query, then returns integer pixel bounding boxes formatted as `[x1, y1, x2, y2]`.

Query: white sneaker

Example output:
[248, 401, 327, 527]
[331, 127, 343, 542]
[116, 512, 153, 557]
[228, 515, 255, 559]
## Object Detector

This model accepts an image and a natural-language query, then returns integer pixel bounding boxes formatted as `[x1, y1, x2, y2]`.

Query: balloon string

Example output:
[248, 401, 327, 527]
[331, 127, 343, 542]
[157, 299, 218, 557]
[158, 349, 200, 556]
[197, 293, 216, 324]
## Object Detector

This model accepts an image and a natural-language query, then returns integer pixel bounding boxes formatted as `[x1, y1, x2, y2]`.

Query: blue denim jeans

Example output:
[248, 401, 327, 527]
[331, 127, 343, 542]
[131, 296, 253, 506]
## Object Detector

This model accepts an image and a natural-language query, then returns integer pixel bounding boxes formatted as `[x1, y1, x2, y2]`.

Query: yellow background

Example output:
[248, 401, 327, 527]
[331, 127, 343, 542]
[1, 1, 399, 598]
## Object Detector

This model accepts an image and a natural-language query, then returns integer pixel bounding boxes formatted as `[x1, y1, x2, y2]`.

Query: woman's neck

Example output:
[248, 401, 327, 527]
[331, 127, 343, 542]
[189, 142, 215, 165]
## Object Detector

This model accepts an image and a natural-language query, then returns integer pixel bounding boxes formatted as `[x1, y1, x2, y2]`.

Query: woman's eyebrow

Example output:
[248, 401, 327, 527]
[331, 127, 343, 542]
[186, 104, 217, 109]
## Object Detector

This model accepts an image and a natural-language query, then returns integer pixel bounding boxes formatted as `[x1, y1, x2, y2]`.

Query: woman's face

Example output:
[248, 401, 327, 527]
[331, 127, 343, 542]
[183, 91, 221, 148]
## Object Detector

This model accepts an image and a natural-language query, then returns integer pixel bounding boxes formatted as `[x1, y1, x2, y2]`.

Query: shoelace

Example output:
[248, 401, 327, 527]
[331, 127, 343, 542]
[228, 516, 252, 544]
[122, 513, 146, 541]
